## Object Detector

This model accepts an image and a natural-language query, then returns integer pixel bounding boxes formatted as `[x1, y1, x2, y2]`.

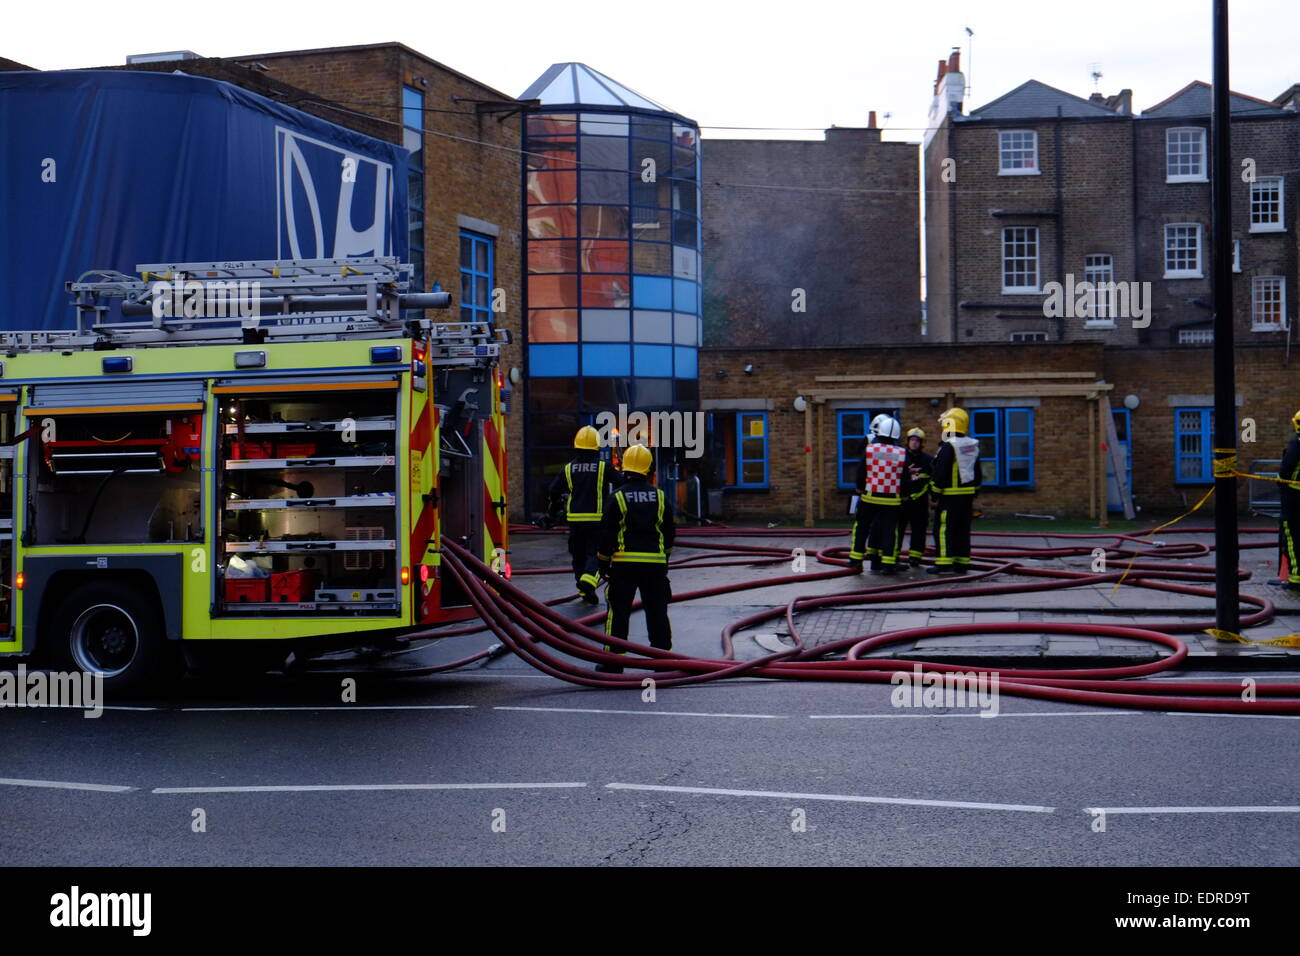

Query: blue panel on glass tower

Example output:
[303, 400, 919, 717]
[530, 344, 579, 377]
[674, 346, 698, 378]
[633, 275, 673, 310]
[582, 343, 631, 376]
[634, 344, 672, 377]
[673, 279, 698, 313]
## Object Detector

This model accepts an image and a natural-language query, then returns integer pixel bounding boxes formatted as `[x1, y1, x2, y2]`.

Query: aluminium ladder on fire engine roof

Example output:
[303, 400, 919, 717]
[2, 257, 509, 361]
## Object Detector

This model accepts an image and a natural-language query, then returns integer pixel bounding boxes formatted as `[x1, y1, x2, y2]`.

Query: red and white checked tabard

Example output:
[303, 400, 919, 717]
[863, 443, 907, 497]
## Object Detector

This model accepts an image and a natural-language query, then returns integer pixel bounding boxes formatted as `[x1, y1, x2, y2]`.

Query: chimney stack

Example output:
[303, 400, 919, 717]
[868, 110, 878, 129]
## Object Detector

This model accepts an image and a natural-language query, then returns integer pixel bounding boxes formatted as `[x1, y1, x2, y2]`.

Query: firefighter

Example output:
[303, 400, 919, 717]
[847, 414, 907, 575]
[1271, 410, 1300, 590]
[927, 407, 981, 574]
[896, 427, 933, 567]
[594, 444, 675, 673]
[547, 425, 615, 605]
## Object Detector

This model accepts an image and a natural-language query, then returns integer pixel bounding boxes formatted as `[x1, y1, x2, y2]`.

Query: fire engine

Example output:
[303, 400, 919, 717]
[0, 257, 510, 691]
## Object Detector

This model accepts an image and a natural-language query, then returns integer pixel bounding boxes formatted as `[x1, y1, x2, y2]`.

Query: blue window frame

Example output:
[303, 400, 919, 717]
[460, 230, 494, 324]
[735, 412, 768, 488]
[836, 408, 898, 489]
[1175, 407, 1214, 483]
[970, 407, 1035, 486]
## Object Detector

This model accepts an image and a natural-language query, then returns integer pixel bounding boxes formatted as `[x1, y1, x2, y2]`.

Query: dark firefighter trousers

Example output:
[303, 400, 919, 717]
[933, 495, 974, 567]
[604, 562, 673, 651]
[851, 501, 900, 566]
[1281, 498, 1300, 584]
[567, 522, 603, 592]
[896, 495, 929, 561]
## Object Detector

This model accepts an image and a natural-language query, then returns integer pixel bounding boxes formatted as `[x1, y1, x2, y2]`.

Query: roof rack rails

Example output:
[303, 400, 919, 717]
[2, 258, 508, 357]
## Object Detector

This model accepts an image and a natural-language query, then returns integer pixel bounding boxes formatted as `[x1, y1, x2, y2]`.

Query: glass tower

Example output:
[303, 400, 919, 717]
[519, 63, 701, 513]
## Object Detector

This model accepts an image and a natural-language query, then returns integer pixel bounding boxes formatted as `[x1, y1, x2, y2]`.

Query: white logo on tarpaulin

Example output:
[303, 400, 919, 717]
[275, 127, 394, 259]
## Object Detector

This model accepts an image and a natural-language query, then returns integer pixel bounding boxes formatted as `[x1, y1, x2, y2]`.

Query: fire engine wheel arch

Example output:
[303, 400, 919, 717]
[24, 555, 185, 650]
[45, 579, 174, 694]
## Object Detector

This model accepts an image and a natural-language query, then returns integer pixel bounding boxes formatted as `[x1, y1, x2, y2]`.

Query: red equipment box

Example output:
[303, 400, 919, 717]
[230, 441, 272, 459]
[276, 442, 318, 459]
[224, 577, 269, 603]
[270, 569, 323, 603]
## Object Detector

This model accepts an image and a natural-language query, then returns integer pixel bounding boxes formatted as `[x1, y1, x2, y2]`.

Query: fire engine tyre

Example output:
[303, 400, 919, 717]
[48, 582, 171, 696]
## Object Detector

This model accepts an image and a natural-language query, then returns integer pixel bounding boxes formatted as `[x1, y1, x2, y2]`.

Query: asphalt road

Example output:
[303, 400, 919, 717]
[3, 662, 1297, 866]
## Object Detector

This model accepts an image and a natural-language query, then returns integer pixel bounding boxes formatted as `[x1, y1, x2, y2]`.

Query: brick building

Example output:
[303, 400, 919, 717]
[923, 51, 1300, 347]
[701, 342, 1300, 523]
[701, 119, 921, 348]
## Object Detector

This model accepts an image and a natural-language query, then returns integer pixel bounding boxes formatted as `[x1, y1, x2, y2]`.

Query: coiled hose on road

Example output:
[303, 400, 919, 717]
[392, 524, 1300, 714]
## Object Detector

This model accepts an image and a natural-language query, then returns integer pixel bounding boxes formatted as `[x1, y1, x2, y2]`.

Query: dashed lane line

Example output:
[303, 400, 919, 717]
[605, 782, 1055, 814]
[0, 777, 137, 793]
[151, 782, 589, 794]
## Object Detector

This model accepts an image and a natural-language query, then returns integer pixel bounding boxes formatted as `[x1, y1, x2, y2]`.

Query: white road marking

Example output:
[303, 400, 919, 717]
[605, 782, 1055, 814]
[1163, 712, 1300, 720]
[808, 711, 1144, 719]
[1085, 805, 1300, 815]
[494, 706, 785, 719]
[151, 782, 587, 794]
[180, 705, 475, 712]
[0, 777, 136, 793]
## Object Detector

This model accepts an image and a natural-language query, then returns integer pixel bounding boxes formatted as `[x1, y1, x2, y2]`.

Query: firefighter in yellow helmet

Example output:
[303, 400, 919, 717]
[594, 443, 675, 673]
[927, 408, 981, 574]
[896, 427, 934, 567]
[1271, 410, 1300, 589]
[547, 425, 616, 604]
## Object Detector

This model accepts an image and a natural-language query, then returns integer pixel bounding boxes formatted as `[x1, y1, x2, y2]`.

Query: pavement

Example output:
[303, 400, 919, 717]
[494, 526, 1300, 671]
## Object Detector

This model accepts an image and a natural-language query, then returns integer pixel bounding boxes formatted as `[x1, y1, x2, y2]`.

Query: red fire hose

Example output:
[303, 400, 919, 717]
[412, 525, 1300, 715]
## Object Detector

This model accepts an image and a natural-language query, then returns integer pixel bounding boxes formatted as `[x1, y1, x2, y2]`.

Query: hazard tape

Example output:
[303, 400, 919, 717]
[1212, 449, 1300, 487]
[1204, 628, 1300, 648]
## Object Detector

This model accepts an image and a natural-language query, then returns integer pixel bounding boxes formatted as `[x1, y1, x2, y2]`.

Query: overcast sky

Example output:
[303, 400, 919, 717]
[8, 0, 1297, 141]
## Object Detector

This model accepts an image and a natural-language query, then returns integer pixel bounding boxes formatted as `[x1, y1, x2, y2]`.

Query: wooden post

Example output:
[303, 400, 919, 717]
[1097, 395, 1109, 528]
[1088, 397, 1097, 521]
[816, 401, 825, 521]
[804, 400, 814, 527]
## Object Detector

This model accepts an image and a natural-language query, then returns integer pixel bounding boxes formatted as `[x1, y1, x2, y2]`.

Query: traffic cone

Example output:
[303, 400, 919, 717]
[1281, 554, 1290, 584]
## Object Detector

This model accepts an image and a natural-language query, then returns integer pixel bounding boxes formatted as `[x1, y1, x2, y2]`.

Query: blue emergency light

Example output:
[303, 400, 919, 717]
[370, 346, 402, 364]
[102, 356, 133, 373]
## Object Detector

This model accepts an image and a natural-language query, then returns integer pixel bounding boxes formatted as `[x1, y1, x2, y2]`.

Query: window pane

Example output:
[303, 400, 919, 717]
[631, 115, 671, 139]
[1007, 462, 1031, 484]
[527, 145, 579, 171]
[528, 377, 578, 410]
[580, 239, 629, 274]
[529, 309, 577, 343]
[528, 205, 578, 239]
[528, 170, 578, 205]
[581, 171, 628, 205]
[528, 274, 578, 308]
[580, 205, 629, 238]
[631, 139, 672, 177]
[582, 377, 632, 411]
[530, 413, 582, 446]
[632, 241, 672, 275]
[529, 240, 578, 273]
[1008, 436, 1030, 458]
[741, 461, 765, 485]
[634, 378, 673, 408]
[581, 274, 632, 308]
[527, 114, 577, 137]
[581, 135, 628, 169]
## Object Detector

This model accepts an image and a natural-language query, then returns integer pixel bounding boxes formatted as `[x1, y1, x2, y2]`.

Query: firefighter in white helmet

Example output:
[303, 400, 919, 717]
[896, 427, 933, 568]
[927, 407, 981, 574]
[847, 414, 907, 574]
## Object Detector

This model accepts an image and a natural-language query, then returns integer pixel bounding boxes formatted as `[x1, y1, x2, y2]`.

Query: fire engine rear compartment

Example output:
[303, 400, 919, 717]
[215, 384, 402, 617]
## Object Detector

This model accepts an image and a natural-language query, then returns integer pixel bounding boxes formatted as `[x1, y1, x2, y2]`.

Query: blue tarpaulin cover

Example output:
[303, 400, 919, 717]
[0, 70, 408, 330]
